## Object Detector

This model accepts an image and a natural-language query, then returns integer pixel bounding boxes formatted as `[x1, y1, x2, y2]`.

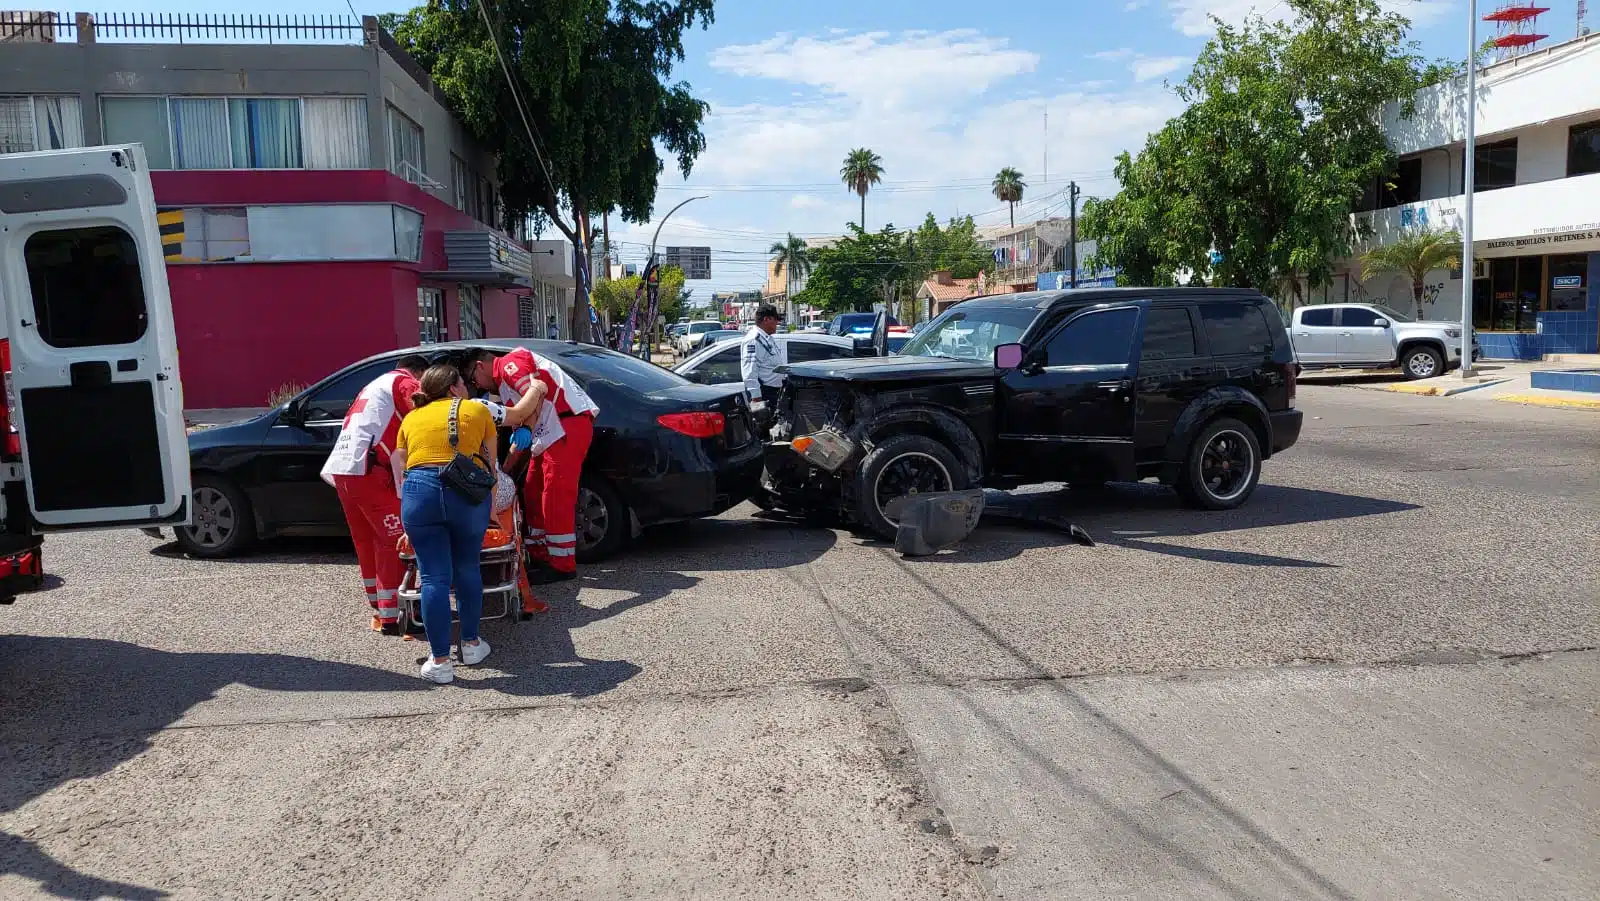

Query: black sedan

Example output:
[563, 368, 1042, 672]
[169, 340, 763, 562]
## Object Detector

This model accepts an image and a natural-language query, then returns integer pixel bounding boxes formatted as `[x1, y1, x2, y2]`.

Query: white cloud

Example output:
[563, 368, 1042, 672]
[1092, 47, 1135, 60]
[1168, 0, 1454, 38]
[789, 194, 824, 209]
[708, 30, 1039, 111]
[1131, 55, 1188, 81]
[1125, 0, 1150, 9]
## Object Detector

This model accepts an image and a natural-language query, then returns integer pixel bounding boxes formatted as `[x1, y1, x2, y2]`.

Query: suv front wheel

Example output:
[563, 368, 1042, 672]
[853, 433, 967, 540]
[1176, 417, 1262, 511]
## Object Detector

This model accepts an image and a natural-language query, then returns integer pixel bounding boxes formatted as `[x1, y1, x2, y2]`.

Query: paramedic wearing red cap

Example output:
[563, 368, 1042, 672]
[468, 347, 599, 584]
[320, 354, 428, 632]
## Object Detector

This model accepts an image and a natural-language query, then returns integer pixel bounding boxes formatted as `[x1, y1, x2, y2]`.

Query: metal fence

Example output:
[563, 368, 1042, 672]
[0, 11, 369, 45]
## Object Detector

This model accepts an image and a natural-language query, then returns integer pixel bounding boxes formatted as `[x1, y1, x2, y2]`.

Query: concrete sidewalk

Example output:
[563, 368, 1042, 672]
[1305, 359, 1600, 410]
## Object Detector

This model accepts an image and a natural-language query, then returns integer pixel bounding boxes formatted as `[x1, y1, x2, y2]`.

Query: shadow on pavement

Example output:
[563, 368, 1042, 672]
[0, 637, 425, 901]
[148, 534, 356, 566]
[898, 483, 1421, 568]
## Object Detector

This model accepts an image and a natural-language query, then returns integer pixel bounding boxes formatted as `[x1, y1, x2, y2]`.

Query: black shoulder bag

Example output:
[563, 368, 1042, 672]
[440, 398, 496, 505]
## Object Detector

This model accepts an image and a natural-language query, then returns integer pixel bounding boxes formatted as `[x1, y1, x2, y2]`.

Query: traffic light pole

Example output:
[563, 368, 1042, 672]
[1068, 181, 1081, 288]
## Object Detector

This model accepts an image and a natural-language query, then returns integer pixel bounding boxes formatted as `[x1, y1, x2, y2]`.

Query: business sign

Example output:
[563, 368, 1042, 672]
[1553, 275, 1584, 288]
[665, 246, 712, 280]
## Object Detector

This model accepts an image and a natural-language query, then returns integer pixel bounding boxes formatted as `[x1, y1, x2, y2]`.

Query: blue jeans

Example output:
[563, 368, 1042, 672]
[400, 466, 492, 660]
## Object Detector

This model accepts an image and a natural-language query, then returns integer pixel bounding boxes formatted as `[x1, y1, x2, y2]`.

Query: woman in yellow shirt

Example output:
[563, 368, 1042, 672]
[391, 364, 500, 684]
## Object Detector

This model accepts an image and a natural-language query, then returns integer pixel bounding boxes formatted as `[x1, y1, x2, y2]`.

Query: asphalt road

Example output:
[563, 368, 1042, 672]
[2, 385, 1596, 900]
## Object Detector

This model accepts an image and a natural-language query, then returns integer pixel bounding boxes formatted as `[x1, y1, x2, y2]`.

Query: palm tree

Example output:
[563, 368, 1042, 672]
[992, 167, 1026, 227]
[769, 232, 812, 321]
[841, 148, 884, 229]
[1358, 229, 1462, 319]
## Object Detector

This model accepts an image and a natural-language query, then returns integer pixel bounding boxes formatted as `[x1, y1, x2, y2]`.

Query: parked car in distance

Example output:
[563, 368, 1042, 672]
[677, 320, 724, 354]
[764, 288, 1304, 538]
[171, 341, 763, 562]
[828, 312, 899, 336]
[1289, 303, 1477, 379]
[674, 333, 859, 386]
[695, 329, 743, 351]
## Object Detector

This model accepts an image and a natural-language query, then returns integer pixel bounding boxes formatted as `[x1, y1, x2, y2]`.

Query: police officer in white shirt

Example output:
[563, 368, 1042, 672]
[741, 303, 785, 413]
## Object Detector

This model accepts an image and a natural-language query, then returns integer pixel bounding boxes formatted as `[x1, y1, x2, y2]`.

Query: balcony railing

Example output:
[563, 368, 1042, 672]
[2, 11, 369, 44]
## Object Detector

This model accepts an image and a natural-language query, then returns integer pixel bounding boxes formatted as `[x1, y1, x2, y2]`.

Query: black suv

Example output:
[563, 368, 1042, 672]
[762, 288, 1303, 538]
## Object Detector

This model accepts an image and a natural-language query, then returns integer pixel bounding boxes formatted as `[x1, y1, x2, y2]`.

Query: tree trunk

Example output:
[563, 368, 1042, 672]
[1412, 278, 1425, 320]
[859, 190, 866, 231]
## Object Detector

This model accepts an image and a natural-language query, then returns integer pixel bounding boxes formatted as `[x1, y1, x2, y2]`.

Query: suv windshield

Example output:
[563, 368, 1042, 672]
[900, 305, 1039, 360]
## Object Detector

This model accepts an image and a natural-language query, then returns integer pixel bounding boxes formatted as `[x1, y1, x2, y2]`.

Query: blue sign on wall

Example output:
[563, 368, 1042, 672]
[1553, 275, 1583, 288]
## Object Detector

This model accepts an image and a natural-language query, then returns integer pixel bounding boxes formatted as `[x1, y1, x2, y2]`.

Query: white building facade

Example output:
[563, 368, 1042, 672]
[1335, 32, 1600, 359]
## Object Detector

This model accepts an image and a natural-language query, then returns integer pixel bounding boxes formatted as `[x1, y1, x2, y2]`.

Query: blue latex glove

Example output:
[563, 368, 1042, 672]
[509, 426, 534, 451]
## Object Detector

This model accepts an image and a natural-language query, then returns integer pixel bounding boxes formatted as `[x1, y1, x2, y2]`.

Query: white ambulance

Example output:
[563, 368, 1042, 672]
[0, 145, 191, 601]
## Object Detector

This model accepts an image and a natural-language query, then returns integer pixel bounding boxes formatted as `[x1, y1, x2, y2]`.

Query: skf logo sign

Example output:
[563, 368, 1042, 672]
[157, 209, 184, 261]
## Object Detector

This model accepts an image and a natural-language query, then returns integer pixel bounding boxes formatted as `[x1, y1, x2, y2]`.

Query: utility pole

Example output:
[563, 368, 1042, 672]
[1461, 0, 1478, 378]
[1068, 181, 1081, 288]
[1043, 107, 1048, 186]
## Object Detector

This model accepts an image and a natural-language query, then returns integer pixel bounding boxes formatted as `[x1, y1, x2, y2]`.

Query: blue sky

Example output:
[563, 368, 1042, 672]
[106, 0, 1587, 293]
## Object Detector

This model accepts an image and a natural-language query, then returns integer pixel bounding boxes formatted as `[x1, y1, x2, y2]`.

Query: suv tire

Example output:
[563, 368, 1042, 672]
[1400, 344, 1444, 380]
[1176, 417, 1262, 511]
[853, 433, 967, 540]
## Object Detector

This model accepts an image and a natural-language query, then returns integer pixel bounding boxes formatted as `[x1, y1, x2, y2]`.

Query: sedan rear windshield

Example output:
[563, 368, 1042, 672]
[900, 306, 1038, 361]
[556, 345, 688, 393]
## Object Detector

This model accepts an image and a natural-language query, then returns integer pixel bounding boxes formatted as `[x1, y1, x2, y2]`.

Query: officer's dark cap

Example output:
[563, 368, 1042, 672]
[756, 304, 783, 321]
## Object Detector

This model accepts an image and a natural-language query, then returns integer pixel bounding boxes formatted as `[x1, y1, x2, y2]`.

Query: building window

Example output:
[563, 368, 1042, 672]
[419, 288, 445, 343]
[1383, 157, 1422, 207]
[166, 204, 422, 264]
[386, 105, 425, 182]
[1570, 121, 1600, 178]
[1466, 138, 1518, 192]
[1486, 256, 1543, 331]
[451, 154, 470, 211]
[23, 226, 149, 349]
[0, 95, 84, 154]
[1549, 254, 1589, 312]
[101, 95, 368, 170]
[517, 295, 538, 338]
[458, 285, 484, 340]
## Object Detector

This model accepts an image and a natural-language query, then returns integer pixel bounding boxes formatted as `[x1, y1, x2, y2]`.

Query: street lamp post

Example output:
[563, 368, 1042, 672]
[1461, 0, 1478, 378]
[640, 194, 708, 362]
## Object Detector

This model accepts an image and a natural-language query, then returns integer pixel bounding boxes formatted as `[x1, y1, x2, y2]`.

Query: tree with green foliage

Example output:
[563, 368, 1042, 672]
[589, 266, 686, 325]
[907, 212, 994, 282]
[768, 232, 811, 317]
[840, 148, 884, 230]
[1359, 228, 1461, 319]
[794, 224, 910, 314]
[381, 0, 714, 341]
[1081, 0, 1453, 304]
[991, 168, 1026, 227]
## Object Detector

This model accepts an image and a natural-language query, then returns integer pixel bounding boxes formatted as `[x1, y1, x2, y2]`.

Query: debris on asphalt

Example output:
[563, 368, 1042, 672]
[886, 490, 985, 556]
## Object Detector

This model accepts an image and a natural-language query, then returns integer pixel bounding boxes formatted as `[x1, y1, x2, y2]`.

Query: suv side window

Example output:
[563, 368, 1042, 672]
[786, 340, 853, 363]
[301, 359, 398, 422]
[1340, 307, 1381, 328]
[1140, 307, 1198, 360]
[1299, 307, 1335, 327]
[1044, 308, 1140, 367]
[1199, 302, 1274, 356]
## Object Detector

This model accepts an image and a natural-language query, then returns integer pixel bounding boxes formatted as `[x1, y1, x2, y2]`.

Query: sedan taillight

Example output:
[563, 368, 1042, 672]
[657, 411, 725, 438]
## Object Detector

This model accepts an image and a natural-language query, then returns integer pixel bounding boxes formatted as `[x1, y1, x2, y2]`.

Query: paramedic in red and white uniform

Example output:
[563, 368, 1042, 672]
[320, 354, 429, 631]
[468, 347, 598, 583]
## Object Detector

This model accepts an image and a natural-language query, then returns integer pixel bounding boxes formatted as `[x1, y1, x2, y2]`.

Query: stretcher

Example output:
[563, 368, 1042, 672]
[394, 435, 547, 660]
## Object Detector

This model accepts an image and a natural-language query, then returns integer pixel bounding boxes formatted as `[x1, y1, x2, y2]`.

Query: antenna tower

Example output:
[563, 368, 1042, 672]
[1484, 4, 1549, 61]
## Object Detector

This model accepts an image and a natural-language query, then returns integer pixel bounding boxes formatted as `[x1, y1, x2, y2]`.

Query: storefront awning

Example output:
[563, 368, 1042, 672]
[438, 230, 533, 288]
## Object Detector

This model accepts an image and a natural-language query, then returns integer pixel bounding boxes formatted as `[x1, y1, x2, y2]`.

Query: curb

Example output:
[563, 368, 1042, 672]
[1380, 378, 1509, 397]
[1493, 393, 1600, 411]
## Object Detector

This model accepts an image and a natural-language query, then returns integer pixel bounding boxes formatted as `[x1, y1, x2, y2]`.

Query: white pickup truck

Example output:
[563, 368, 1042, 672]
[0, 145, 191, 602]
[1289, 303, 1478, 380]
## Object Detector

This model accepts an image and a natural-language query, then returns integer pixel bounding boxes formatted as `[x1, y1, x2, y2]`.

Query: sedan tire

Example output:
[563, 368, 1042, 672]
[575, 474, 628, 564]
[1176, 417, 1262, 511]
[175, 475, 257, 558]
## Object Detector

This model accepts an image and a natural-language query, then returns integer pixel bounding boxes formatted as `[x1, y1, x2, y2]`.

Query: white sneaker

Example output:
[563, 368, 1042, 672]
[420, 657, 455, 684]
[461, 639, 491, 666]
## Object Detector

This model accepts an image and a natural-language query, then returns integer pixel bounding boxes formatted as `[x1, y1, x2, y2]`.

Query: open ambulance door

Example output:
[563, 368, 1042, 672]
[0, 145, 190, 531]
